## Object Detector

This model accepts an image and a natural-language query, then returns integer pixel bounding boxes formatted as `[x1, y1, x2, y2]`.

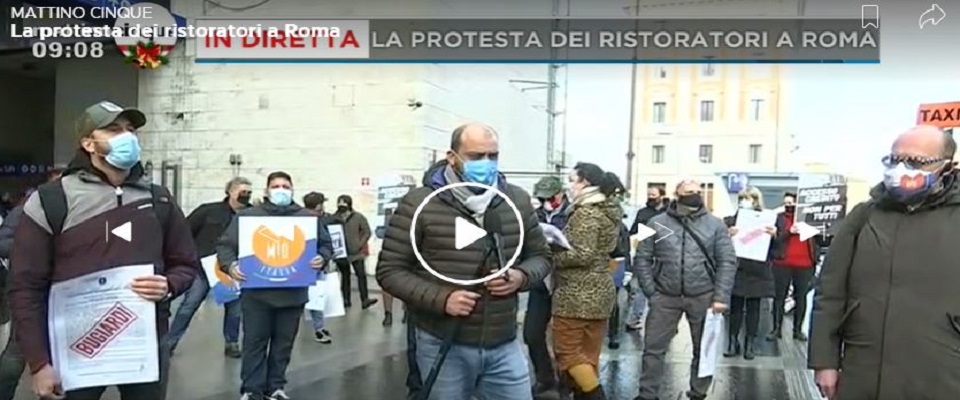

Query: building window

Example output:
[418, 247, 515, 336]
[749, 144, 762, 164]
[652, 102, 667, 123]
[700, 182, 716, 211]
[652, 145, 665, 164]
[701, 64, 716, 77]
[750, 98, 765, 121]
[699, 145, 713, 163]
[699, 100, 715, 122]
[657, 66, 667, 79]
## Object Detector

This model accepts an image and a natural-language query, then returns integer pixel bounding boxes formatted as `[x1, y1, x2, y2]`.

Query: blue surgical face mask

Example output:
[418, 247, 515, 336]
[105, 132, 141, 170]
[268, 188, 293, 206]
[461, 159, 498, 187]
[883, 162, 940, 201]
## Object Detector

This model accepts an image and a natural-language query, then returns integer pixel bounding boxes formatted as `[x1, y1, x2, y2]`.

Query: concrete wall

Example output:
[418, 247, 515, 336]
[137, 46, 423, 213]
[54, 57, 139, 165]
[152, 0, 553, 213]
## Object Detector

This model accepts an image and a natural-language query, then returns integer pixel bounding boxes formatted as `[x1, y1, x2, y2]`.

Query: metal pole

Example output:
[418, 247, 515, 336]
[624, 0, 641, 191]
[557, 0, 572, 171]
[545, 0, 561, 171]
[776, 0, 806, 172]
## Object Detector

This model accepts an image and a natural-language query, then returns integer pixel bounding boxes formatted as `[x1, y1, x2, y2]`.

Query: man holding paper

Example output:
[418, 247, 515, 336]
[632, 179, 737, 400]
[217, 171, 331, 400]
[302, 191, 338, 344]
[8, 101, 201, 399]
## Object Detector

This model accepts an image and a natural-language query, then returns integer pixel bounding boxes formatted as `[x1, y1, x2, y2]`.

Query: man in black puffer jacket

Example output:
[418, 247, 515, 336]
[377, 123, 551, 400]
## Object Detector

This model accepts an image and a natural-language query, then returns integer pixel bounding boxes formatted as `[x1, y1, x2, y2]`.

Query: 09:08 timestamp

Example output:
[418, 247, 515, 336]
[32, 42, 105, 59]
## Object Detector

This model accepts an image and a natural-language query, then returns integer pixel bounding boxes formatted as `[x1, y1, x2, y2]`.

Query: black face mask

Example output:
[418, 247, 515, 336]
[646, 198, 660, 207]
[237, 194, 251, 205]
[677, 194, 703, 208]
[784, 205, 796, 213]
[337, 205, 349, 212]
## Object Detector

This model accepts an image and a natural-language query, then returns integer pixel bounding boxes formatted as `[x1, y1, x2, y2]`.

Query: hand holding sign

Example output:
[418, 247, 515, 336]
[130, 275, 169, 302]
[733, 209, 778, 261]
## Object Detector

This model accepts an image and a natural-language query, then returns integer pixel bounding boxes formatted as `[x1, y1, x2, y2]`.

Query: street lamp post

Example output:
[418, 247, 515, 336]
[624, 0, 641, 192]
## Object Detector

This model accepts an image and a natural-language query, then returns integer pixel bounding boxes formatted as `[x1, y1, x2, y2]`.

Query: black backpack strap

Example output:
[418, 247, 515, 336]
[36, 181, 68, 236]
[149, 184, 172, 235]
[669, 215, 717, 282]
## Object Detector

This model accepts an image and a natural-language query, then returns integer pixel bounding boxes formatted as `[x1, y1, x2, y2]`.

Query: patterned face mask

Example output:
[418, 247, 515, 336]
[882, 162, 941, 202]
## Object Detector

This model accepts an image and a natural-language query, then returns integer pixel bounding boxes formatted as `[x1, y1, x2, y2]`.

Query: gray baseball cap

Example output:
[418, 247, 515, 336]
[74, 101, 146, 139]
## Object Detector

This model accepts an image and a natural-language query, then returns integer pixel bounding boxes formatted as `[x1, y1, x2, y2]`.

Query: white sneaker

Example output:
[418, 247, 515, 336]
[314, 329, 332, 344]
[269, 389, 291, 400]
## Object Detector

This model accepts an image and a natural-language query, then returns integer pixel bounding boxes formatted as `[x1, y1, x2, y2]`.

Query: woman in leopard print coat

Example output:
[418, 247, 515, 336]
[551, 163, 624, 400]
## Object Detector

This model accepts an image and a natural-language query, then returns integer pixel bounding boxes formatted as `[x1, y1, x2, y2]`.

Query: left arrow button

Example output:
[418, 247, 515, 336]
[111, 222, 132, 242]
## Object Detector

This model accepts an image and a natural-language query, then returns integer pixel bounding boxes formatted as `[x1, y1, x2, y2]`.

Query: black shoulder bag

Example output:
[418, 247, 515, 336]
[668, 215, 717, 283]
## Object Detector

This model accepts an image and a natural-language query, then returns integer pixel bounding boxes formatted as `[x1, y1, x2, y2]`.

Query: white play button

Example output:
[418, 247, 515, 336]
[633, 223, 658, 242]
[795, 222, 821, 241]
[409, 181, 525, 286]
[111, 221, 132, 242]
[454, 217, 488, 250]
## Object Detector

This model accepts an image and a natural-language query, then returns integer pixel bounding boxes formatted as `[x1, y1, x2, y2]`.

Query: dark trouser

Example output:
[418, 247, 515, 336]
[239, 296, 302, 394]
[164, 275, 243, 351]
[638, 291, 713, 400]
[0, 268, 8, 325]
[338, 258, 371, 304]
[0, 322, 25, 400]
[523, 287, 556, 389]
[772, 265, 815, 332]
[64, 342, 171, 400]
[405, 310, 422, 400]
[727, 296, 761, 338]
[608, 288, 624, 344]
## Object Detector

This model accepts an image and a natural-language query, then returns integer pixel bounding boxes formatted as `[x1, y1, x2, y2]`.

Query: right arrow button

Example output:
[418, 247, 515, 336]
[632, 222, 675, 244]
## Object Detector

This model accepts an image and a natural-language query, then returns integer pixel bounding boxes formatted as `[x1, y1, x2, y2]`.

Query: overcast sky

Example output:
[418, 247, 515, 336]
[561, 0, 960, 183]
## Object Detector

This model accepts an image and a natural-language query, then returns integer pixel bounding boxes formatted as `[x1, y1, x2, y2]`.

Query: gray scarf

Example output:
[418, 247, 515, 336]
[443, 165, 497, 224]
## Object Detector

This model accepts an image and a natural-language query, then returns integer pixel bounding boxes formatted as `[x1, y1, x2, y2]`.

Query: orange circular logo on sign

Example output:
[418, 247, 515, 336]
[251, 225, 307, 268]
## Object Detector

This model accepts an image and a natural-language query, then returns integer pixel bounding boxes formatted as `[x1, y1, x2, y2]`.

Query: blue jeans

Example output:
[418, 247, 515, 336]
[165, 274, 242, 350]
[309, 310, 324, 331]
[414, 328, 532, 400]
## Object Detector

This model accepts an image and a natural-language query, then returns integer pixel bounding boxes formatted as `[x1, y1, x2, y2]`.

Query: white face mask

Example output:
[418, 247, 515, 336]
[739, 200, 754, 209]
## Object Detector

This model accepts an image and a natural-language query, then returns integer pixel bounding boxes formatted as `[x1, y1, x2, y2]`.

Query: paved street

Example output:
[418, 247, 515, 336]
[2, 279, 820, 400]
